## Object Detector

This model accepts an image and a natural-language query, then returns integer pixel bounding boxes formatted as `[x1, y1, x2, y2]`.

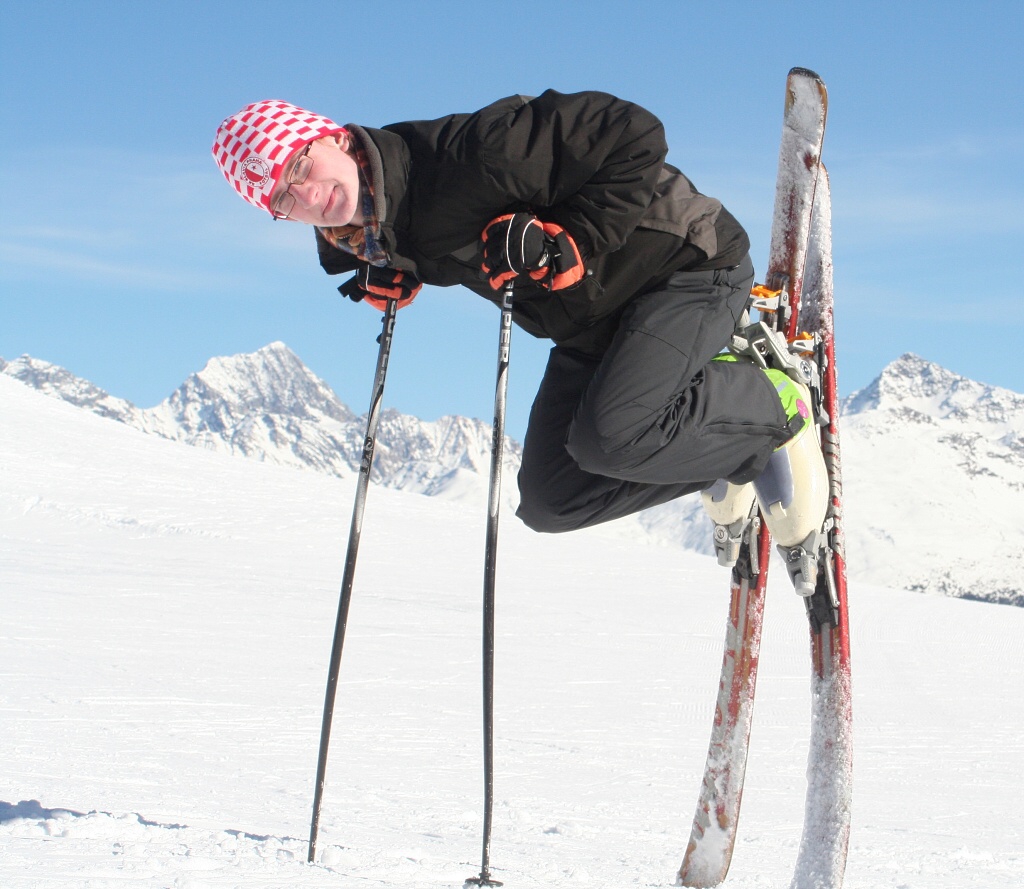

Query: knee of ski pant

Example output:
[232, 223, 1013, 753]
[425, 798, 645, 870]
[515, 472, 588, 534]
[515, 494, 584, 534]
[563, 409, 656, 480]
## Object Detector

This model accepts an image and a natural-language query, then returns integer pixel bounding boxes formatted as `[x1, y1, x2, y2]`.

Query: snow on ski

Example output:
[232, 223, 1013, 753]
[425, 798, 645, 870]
[679, 67, 830, 888]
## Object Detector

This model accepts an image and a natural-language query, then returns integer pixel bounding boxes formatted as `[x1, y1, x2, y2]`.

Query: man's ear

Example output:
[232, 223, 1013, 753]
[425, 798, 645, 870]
[334, 130, 354, 153]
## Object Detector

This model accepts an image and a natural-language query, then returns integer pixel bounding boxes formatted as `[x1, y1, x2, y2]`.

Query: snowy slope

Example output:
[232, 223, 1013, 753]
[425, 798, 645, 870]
[2, 374, 1024, 888]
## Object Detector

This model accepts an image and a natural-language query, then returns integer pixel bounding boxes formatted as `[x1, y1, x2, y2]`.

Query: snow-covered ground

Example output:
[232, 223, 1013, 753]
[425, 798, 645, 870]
[2, 373, 1023, 888]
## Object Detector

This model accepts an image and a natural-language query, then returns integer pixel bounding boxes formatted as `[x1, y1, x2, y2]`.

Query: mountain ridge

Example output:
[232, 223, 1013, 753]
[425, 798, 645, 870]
[4, 345, 1023, 605]
[0, 343, 521, 501]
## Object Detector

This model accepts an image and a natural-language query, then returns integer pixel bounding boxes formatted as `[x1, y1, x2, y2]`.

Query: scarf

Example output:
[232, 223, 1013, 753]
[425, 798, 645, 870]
[317, 135, 389, 267]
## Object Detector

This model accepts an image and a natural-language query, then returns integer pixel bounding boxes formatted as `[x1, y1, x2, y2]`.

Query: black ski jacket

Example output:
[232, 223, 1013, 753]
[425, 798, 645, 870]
[315, 90, 749, 356]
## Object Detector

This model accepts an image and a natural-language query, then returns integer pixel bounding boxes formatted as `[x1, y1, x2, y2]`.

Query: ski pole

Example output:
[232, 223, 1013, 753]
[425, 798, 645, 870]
[308, 299, 399, 864]
[467, 281, 513, 888]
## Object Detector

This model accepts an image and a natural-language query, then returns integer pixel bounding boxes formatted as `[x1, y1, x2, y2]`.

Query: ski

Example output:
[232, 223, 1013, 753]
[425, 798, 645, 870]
[678, 515, 771, 886]
[679, 67, 828, 888]
[788, 166, 853, 889]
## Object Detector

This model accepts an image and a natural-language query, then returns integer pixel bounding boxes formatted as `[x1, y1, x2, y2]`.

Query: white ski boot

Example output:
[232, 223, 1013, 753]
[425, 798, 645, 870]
[753, 370, 829, 595]
[701, 479, 756, 568]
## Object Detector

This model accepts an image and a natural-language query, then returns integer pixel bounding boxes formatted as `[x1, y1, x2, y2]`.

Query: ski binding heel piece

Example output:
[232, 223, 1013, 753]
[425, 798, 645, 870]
[778, 528, 823, 597]
[732, 294, 832, 429]
[804, 544, 841, 632]
[713, 517, 749, 568]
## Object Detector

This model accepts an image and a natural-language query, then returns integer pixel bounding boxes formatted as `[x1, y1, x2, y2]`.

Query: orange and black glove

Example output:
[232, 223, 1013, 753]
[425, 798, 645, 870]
[480, 213, 585, 291]
[338, 265, 422, 311]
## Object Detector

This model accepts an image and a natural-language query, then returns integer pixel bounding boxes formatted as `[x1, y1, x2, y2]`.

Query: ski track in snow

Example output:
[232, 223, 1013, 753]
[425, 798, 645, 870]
[2, 375, 1024, 888]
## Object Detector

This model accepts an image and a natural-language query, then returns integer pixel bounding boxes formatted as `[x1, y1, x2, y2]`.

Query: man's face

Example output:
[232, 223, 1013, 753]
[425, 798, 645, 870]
[271, 133, 363, 226]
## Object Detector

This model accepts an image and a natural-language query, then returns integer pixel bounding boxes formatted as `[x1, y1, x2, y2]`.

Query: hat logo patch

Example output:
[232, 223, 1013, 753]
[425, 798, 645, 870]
[241, 156, 270, 189]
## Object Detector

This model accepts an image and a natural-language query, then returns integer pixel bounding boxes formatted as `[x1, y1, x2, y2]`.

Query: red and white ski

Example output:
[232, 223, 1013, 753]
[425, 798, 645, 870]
[679, 67, 852, 888]
[677, 519, 771, 886]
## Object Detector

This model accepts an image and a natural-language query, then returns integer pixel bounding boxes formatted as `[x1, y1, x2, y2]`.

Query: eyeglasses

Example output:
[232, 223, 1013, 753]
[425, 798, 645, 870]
[270, 144, 314, 220]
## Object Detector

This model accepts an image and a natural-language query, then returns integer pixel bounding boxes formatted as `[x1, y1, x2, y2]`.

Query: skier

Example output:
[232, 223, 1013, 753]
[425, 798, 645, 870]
[211, 91, 827, 570]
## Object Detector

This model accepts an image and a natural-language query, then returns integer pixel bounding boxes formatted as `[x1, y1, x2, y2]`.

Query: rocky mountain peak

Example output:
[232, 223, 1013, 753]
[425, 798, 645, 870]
[165, 341, 355, 426]
[844, 352, 1024, 434]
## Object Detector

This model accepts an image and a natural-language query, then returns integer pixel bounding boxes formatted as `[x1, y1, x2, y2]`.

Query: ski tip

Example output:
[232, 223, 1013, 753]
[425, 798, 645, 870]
[784, 67, 829, 113]
[789, 66, 823, 82]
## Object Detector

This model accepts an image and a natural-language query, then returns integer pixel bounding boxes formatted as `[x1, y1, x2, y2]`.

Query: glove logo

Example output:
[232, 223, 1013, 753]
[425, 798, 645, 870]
[241, 156, 270, 189]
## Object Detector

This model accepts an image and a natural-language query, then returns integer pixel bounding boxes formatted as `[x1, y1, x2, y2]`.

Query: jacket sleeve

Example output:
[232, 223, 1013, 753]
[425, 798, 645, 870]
[471, 90, 669, 260]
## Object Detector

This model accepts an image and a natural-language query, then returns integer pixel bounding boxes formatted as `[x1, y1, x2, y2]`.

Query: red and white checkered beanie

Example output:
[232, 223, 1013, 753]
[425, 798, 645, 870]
[211, 99, 346, 215]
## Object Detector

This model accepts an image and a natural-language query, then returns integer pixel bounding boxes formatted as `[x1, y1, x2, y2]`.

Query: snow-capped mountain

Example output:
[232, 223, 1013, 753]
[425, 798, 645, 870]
[4, 346, 1024, 605]
[0, 353, 146, 425]
[840, 353, 1024, 606]
[0, 343, 521, 503]
[842, 352, 1024, 434]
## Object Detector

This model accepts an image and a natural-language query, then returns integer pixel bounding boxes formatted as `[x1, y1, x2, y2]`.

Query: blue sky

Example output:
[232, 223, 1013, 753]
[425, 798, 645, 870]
[2, 0, 1022, 440]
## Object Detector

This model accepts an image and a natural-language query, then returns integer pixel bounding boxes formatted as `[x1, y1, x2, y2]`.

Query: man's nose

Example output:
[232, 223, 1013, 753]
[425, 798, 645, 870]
[289, 179, 317, 208]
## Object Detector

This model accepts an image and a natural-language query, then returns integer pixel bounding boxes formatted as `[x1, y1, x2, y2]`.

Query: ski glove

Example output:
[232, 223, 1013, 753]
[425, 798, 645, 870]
[480, 213, 585, 292]
[338, 265, 422, 311]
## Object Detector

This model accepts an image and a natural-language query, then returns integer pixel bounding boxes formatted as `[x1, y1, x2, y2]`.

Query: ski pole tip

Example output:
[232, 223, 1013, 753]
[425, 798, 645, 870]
[464, 877, 504, 888]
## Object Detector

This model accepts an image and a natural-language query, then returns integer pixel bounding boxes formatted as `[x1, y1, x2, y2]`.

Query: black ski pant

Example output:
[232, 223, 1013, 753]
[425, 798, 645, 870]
[516, 255, 791, 533]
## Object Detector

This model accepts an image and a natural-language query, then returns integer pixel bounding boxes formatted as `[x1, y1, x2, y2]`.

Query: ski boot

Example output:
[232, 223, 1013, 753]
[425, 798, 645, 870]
[701, 358, 829, 594]
[700, 353, 760, 568]
[753, 370, 829, 596]
[701, 478, 757, 568]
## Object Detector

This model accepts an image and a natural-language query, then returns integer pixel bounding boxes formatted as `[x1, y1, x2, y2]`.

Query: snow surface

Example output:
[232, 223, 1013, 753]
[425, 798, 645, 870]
[3, 374, 1024, 888]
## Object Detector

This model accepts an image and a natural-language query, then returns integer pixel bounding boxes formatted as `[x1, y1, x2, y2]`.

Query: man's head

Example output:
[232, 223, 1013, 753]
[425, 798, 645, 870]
[212, 99, 363, 226]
